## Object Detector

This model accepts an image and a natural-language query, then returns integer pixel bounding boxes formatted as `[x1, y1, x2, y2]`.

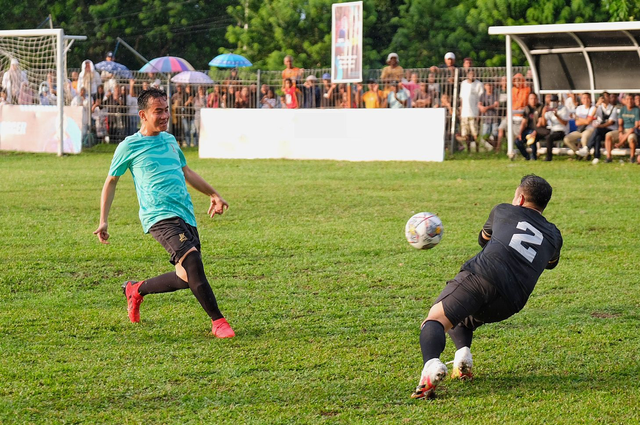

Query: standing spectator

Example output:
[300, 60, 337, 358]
[380, 53, 404, 83]
[78, 60, 102, 98]
[282, 55, 302, 85]
[479, 82, 499, 149]
[563, 93, 596, 158]
[539, 95, 569, 161]
[460, 57, 473, 78]
[515, 93, 543, 160]
[125, 80, 139, 136]
[362, 79, 382, 108]
[321, 73, 337, 108]
[171, 84, 186, 144]
[71, 71, 79, 93]
[427, 72, 440, 100]
[0, 90, 7, 105]
[589, 92, 617, 164]
[71, 86, 91, 134]
[193, 85, 207, 146]
[302, 75, 321, 108]
[2, 58, 27, 104]
[207, 85, 220, 108]
[18, 81, 34, 105]
[183, 85, 196, 146]
[283, 78, 299, 109]
[604, 94, 639, 163]
[459, 70, 484, 152]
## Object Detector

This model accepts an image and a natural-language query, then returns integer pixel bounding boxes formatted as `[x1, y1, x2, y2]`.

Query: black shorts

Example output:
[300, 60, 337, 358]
[434, 270, 516, 331]
[149, 217, 201, 265]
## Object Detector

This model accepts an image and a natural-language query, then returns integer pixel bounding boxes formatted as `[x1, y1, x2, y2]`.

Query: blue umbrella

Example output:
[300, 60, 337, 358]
[95, 60, 133, 79]
[209, 53, 252, 68]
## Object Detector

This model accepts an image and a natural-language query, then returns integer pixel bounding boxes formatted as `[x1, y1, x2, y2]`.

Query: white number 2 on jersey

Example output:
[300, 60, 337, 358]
[509, 221, 543, 263]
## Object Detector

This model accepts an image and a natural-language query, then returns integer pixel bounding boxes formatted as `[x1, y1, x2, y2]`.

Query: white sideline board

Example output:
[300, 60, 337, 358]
[199, 108, 445, 162]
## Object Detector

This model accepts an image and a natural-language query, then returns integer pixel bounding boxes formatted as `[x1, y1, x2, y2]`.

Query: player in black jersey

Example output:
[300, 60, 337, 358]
[411, 175, 563, 399]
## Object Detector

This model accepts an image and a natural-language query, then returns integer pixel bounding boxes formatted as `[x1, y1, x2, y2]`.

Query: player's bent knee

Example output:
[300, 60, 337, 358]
[176, 247, 199, 282]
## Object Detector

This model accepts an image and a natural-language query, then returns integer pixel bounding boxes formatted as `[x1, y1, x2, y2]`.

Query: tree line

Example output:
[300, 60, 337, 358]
[1, 0, 638, 71]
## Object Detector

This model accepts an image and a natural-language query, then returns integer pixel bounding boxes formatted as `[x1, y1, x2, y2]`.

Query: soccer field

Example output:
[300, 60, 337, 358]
[1, 148, 639, 424]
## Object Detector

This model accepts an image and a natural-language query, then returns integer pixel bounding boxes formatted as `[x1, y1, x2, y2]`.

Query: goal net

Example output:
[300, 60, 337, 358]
[0, 29, 85, 155]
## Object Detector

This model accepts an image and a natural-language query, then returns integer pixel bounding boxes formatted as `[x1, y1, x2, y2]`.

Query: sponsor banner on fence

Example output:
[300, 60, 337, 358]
[331, 1, 363, 83]
[0, 105, 84, 154]
[199, 108, 445, 162]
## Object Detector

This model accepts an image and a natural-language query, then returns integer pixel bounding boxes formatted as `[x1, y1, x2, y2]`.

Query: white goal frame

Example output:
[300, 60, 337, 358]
[0, 28, 86, 156]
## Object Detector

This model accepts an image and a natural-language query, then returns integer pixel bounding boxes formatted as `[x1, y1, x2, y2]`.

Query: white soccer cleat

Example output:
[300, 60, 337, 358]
[451, 347, 474, 380]
[411, 358, 448, 399]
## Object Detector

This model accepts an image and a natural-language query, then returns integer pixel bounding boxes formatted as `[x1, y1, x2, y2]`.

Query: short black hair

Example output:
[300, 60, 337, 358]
[138, 88, 167, 111]
[519, 174, 553, 211]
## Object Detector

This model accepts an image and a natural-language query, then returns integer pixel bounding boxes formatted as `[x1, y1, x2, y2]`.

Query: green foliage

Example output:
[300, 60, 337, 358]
[0, 0, 629, 70]
[1, 149, 640, 422]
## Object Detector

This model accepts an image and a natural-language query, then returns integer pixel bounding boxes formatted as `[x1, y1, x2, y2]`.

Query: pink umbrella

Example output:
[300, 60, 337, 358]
[139, 56, 195, 73]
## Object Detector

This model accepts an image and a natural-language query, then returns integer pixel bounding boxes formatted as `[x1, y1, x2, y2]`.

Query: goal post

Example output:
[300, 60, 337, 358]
[0, 28, 86, 156]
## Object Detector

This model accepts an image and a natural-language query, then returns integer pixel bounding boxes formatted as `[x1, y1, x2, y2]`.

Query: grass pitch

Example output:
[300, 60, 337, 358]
[1, 147, 639, 424]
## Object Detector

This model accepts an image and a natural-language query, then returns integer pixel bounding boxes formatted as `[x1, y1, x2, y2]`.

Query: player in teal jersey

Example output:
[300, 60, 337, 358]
[94, 88, 235, 338]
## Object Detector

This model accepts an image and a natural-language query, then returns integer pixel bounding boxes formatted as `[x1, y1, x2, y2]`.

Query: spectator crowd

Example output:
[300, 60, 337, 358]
[1, 51, 639, 163]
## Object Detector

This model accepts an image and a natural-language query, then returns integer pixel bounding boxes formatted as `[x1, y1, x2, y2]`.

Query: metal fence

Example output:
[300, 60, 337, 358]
[53, 66, 531, 146]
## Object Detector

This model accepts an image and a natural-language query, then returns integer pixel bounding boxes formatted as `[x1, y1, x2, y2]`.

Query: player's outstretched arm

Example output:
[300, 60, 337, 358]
[94, 175, 120, 244]
[182, 166, 229, 217]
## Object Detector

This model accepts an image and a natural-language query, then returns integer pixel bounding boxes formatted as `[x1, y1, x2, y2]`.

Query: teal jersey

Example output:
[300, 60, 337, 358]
[619, 105, 640, 130]
[108, 131, 196, 233]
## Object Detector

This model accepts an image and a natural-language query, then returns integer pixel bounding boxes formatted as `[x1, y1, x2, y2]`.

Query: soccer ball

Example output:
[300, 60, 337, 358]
[405, 212, 444, 250]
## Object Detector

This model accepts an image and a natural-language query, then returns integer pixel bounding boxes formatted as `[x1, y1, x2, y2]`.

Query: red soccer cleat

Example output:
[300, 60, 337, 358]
[122, 281, 144, 323]
[211, 318, 235, 338]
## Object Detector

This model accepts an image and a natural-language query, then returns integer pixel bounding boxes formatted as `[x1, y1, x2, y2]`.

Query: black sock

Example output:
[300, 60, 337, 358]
[420, 320, 446, 364]
[182, 251, 224, 321]
[139, 272, 189, 296]
[448, 325, 473, 350]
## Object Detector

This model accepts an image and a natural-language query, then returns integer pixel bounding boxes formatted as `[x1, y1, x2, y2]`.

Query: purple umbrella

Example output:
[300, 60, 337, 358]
[139, 56, 195, 73]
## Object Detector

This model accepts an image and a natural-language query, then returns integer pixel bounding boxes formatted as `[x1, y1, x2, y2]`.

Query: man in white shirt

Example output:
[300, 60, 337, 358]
[563, 93, 596, 157]
[459, 70, 484, 152]
[539, 95, 569, 161]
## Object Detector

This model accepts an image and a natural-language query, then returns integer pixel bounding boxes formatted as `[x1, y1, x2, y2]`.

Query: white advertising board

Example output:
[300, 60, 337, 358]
[199, 108, 445, 162]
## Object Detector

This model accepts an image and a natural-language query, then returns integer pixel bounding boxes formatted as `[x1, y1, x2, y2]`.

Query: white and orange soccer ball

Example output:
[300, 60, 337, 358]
[405, 212, 444, 250]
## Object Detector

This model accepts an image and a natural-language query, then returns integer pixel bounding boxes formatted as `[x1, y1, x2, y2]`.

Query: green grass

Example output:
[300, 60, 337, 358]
[1, 147, 639, 424]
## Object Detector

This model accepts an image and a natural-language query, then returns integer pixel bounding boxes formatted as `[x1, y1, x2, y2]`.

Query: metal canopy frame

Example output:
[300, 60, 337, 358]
[488, 22, 640, 157]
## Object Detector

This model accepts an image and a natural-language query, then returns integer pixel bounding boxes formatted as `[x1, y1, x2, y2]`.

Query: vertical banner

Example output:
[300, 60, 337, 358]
[331, 1, 363, 83]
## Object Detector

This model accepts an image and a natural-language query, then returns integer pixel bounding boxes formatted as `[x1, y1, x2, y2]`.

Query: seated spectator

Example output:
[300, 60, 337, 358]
[604, 94, 639, 163]
[0, 89, 7, 105]
[235, 86, 251, 108]
[414, 82, 438, 108]
[260, 88, 278, 108]
[538, 94, 569, 161]
[302, 75, 321, 108]
[403, 72, 421, 99]
[387, 81, 408, 109]
[38, 82, 56, 105]
[515, 93, 543, 160]
[563, 93, 596, 157]
[440, 93, 452, 115]
[588, 92, 617, 164]
[380, 53, 404, 83]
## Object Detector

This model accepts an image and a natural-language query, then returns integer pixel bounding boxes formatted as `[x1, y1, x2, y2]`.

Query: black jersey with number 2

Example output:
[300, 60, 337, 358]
[461, 203, 563, 313]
